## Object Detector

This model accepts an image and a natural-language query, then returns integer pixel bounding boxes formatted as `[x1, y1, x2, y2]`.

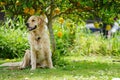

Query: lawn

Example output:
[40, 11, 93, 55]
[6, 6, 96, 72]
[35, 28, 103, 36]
[0, 55, 120, 80]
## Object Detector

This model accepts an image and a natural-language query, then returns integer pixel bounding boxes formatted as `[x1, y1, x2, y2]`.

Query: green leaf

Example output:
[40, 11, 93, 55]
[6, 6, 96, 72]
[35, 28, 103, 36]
[103, 0, 108, 4]
[39, 0, 44, 4]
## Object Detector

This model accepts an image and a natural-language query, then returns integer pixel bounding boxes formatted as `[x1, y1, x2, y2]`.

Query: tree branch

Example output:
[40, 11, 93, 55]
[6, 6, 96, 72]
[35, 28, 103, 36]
[52, 7, 77, 19]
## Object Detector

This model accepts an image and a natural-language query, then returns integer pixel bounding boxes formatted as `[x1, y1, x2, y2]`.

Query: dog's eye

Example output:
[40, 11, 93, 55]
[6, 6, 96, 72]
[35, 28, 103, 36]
[32, 19, 35, 22]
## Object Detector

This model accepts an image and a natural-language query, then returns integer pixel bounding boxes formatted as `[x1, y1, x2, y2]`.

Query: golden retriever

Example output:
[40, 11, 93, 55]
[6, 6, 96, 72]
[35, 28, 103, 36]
[20, 14, 53, 70]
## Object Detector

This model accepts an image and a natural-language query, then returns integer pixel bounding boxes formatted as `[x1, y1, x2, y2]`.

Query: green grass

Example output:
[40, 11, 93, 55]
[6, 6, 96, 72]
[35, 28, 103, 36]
[0, 55, 120, 80]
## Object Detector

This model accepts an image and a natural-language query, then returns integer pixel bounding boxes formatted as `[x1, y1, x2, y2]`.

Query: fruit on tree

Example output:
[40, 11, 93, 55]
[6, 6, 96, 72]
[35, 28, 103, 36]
[54, 7, 60, 14]
[59, 17, 64, 24]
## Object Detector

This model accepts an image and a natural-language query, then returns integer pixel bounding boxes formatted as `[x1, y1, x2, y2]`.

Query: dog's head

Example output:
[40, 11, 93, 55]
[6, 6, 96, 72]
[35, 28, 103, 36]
[26, 14, 48, 31]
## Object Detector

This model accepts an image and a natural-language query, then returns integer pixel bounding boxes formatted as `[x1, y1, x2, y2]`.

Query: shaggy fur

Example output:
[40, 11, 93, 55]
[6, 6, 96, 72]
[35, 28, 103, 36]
[20, 15, 53, 70]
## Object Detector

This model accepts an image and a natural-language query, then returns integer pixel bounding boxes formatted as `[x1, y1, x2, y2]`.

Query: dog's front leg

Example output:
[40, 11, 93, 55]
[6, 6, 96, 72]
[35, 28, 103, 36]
[31, 49, 37, 70]
[47, 56, 53, 69]
[20, 50, 31, 69]
[46, 50, 53, 68]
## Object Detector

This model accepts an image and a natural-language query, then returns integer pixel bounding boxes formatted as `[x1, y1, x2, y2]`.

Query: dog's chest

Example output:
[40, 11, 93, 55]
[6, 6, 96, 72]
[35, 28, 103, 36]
[28, 33, 43, 49]
[32, 31, 41, 42]
[34, 36, 41, 42]
[36, 51, 45, 62]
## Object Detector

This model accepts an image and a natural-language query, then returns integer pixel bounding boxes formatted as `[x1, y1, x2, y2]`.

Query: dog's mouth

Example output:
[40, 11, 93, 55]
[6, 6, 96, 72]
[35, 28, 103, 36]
[28, 25, 37, 31]
[26, 23, 37, 31]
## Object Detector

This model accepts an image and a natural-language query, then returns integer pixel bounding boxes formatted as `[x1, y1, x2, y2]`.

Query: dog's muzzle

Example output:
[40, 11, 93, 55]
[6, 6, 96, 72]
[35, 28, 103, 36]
[26, 23, 37, 31]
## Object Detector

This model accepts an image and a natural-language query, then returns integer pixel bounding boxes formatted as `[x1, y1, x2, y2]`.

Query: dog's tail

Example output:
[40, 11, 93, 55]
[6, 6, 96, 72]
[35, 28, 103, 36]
[0, 62, 22, 67]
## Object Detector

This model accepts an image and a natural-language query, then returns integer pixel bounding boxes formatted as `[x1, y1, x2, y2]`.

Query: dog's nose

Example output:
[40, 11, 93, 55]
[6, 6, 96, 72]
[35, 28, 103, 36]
[25, 23, 29, 27]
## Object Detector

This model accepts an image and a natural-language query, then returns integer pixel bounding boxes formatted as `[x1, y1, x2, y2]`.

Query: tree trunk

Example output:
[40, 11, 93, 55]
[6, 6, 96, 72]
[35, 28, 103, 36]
[47, 19, 56, 53]
[47, 0, 56, 53]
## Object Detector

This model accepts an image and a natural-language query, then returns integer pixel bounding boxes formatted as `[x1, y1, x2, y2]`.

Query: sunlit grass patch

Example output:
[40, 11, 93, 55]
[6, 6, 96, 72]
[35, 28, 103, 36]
[0, 55, 120, 80]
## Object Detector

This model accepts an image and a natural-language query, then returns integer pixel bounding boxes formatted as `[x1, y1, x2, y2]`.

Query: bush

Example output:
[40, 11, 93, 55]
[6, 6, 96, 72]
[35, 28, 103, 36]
[0, 25, 29, 59]
[53, 18, 120, 57]
[70, 26, 120, 56]
[1, 14, 120, 66]
[53, 19, 76, 56]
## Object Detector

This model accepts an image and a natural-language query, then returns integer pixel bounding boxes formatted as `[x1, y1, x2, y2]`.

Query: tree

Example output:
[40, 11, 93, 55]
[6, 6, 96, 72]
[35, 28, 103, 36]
[0, 0, 120, 52]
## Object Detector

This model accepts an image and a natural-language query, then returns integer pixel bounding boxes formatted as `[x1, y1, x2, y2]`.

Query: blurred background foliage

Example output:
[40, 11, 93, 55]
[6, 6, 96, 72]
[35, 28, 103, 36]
[0, 0, 120, 23]
[0, 0, 120, 64]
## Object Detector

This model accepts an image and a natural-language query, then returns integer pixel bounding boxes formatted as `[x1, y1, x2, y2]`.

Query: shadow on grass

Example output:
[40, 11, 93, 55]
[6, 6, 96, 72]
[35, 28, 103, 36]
[0, 59, 120, 80]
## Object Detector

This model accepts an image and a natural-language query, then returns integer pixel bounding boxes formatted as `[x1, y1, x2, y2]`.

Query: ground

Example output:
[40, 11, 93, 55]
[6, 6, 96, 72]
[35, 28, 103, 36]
[0, 55, 120, 80]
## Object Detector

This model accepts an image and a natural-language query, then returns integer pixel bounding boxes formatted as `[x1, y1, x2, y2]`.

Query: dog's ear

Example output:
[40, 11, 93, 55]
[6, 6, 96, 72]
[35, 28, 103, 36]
[40, 14, 48, 24]
[38, 17, 43, 24]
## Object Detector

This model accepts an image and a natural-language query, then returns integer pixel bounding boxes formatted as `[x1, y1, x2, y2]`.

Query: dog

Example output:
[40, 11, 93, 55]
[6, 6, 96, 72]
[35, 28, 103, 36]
[20, 14, 53, 70]
[0, 15, 53, 70]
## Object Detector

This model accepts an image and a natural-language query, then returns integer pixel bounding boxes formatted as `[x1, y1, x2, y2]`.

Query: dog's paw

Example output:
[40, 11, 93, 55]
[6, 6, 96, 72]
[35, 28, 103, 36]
[30, 68, 36, 70]
[18, 66, 25, 70]
[48, 66, 55, 69]
[50, 67, 56, 69]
